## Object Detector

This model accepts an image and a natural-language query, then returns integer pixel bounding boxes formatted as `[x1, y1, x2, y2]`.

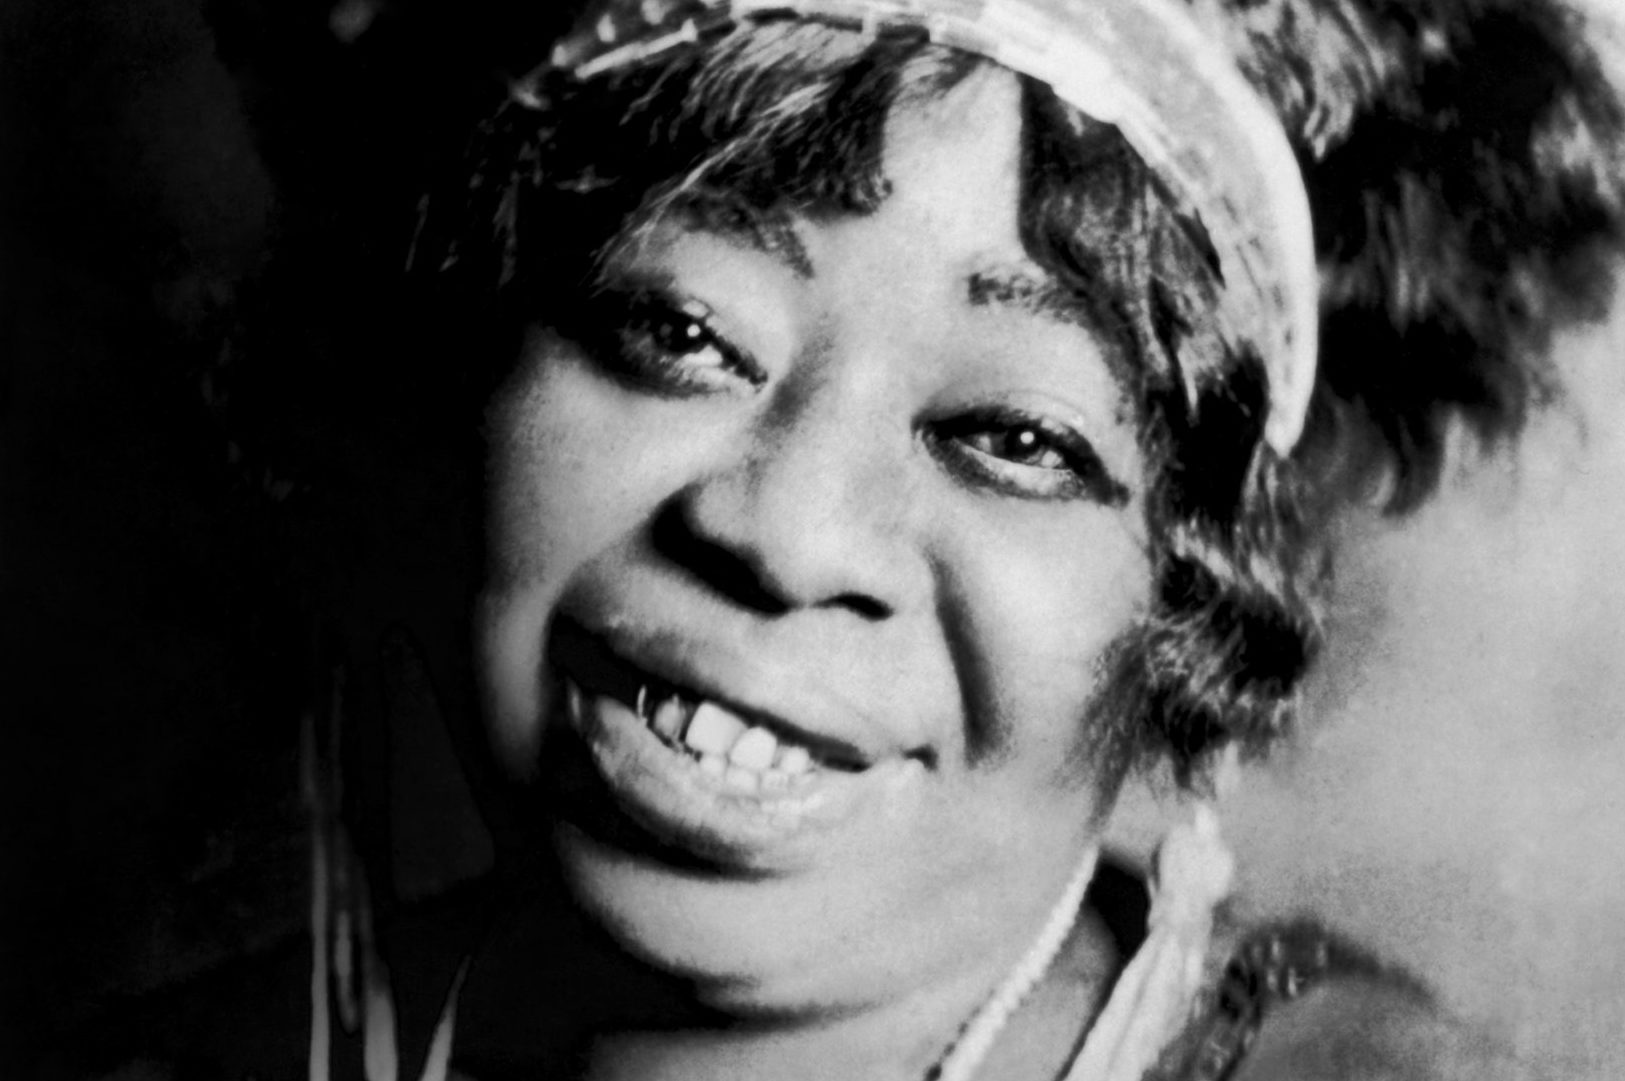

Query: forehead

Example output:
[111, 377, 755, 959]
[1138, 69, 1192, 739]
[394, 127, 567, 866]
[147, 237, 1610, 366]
[607, 69, 1139, 464]
[864, 66, 1027, 261]
[635, 67, 1131, 362]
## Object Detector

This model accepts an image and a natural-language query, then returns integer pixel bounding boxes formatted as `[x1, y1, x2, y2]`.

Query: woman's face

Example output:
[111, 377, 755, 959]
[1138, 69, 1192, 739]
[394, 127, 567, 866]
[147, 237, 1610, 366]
[478, 69, 1151, 1016]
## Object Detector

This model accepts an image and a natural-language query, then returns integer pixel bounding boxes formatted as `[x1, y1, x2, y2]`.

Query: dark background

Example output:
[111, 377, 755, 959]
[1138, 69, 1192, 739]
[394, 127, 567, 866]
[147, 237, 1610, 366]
[0, 1, 562, 1072]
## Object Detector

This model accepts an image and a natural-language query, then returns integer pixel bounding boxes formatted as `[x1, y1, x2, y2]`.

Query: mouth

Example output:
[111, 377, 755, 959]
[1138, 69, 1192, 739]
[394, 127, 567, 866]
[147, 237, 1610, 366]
[542, 615, 926, 869]
[551, 614, 873, 781]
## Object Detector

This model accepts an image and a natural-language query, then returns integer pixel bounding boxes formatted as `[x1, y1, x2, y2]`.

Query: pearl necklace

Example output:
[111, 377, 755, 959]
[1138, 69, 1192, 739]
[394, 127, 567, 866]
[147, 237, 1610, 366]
[928, 807, 1236, 1081]
[927, 846, 1102, 1081]
[320, 819, 1228, 1081]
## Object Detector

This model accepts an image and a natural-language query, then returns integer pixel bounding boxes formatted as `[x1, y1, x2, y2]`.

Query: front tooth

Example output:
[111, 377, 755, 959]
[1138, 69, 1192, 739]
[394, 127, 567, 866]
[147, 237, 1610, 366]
[650, 696, 689, 742]
[699, 753, 726, 777]
[684, 702, 747, 756]
[777, 745, 812, 775]
[727, 726, 778, 770]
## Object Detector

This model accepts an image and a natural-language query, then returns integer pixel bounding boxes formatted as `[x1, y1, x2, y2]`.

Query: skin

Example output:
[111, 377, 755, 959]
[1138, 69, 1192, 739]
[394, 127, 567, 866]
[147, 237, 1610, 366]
[476, 68, 1153, 1078]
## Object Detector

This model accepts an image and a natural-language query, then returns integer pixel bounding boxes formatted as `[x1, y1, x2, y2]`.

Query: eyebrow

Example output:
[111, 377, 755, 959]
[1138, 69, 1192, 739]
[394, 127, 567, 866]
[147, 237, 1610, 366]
[967, 265, 1143, 398]
[964, 266, 1103, 329]
[640, 187, 816, 279]
[615, 198, 1122, 344]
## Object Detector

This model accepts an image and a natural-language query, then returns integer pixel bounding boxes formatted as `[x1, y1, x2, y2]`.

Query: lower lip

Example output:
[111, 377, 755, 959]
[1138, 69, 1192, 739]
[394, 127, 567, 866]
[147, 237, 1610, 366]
[556, 685, 923, 871]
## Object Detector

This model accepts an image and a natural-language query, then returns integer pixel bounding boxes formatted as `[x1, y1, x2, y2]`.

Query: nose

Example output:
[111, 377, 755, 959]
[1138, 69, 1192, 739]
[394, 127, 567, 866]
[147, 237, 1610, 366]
[651, 386, 920, 621]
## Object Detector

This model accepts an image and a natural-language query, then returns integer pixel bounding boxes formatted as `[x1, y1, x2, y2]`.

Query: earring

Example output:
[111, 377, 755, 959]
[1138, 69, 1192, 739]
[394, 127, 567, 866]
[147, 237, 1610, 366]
[1061, 749, 1238, 1081]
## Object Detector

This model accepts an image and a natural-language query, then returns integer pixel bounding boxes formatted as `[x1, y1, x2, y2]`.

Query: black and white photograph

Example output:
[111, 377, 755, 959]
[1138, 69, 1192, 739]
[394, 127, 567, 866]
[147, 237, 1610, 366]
[3, 1, 1624, 1078]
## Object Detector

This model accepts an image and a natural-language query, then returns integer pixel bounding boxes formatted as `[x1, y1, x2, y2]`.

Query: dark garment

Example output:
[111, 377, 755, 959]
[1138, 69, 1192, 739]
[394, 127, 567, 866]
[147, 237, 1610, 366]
[1148, 919, 1431, 1081]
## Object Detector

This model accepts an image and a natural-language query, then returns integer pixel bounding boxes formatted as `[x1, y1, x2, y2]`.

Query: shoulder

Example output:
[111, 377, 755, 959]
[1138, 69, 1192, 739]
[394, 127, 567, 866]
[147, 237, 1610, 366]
[1226, 977, 1546, 1081]
[1147, 919, 1543, 1081]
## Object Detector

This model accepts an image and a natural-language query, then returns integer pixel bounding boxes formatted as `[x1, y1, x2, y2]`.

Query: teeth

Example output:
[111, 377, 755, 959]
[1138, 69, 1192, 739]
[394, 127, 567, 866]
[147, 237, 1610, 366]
[617, 683, 827, 788]
[684, 701, 747, 756]
[727, 726, 779, 770]
[650, 696, 690, 743]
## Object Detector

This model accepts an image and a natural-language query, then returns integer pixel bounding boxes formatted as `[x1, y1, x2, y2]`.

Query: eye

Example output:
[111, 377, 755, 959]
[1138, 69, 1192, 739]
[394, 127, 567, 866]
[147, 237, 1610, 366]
[575, 288, 765, 395]
[930, 410, 1131, 505]
[962, 425, 1068, 470]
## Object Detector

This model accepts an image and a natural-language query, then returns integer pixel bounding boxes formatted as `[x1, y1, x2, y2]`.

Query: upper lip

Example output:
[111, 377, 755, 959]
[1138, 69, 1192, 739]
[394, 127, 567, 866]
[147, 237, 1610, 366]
[547, 612, 914, 770]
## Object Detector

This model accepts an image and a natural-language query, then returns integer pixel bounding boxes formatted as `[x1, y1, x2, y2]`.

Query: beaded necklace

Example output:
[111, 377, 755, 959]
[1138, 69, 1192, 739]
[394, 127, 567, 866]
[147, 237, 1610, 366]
[928, 846, 1101, 1081]
[930, 808, 1234, 1081]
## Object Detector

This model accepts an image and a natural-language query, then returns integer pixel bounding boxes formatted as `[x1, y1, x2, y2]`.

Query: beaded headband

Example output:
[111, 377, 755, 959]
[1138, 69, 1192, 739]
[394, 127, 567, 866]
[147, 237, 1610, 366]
[545, 0, 1318, 454]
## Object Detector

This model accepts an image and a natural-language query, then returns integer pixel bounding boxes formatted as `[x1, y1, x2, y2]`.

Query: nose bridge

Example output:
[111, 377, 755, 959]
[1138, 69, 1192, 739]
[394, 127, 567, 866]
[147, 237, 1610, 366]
[687, 364, 916, 615]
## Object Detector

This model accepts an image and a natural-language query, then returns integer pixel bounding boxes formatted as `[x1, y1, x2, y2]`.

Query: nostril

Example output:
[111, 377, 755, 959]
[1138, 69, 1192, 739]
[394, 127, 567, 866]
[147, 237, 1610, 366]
[650, 497, 792, 616]
[830, 592, 891, 621]
[654, 467, 906, 621]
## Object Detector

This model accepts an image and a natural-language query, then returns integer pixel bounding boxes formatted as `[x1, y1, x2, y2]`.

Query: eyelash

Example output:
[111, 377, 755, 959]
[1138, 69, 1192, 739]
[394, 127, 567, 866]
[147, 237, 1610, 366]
[929, 411, 1130, 505]
[584, 288, 764, 395]
[568, 286, 1127, 505]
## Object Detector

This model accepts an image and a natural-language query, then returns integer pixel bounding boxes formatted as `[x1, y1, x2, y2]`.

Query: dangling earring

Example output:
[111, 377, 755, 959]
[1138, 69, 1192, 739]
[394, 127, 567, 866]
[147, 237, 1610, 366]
[1061, 746, 1239, 1081]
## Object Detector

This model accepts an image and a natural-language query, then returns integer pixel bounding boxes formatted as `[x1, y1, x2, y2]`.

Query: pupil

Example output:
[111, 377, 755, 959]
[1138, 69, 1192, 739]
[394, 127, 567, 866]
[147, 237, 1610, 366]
[654, 316, 703, 352]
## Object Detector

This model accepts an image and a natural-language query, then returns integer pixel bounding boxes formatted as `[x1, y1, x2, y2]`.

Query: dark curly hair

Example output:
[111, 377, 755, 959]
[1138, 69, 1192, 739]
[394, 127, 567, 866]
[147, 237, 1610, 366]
[411, 1, 1624, 785]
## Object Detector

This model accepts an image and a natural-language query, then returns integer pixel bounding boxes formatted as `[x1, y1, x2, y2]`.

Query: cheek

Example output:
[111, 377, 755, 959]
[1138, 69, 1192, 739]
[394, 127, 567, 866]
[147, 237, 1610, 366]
[946, 506, 1150, 782]
[476, 350, 690, 768]
[484, 355, 647, 591]
[483, 333, 743, 585]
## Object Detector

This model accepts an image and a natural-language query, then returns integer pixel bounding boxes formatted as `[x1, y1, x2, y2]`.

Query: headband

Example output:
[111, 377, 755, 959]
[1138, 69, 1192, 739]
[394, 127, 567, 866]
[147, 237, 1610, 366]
[545, 0, 1318, 455]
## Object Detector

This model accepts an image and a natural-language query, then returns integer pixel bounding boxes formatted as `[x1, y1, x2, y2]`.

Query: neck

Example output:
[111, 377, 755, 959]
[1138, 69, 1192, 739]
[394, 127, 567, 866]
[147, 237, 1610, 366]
[587, 874, 1117, 1081]
[467, 854, 1120, 1081]
[582, 909, 1120, 1081]
[584, 959, 1013, 1081]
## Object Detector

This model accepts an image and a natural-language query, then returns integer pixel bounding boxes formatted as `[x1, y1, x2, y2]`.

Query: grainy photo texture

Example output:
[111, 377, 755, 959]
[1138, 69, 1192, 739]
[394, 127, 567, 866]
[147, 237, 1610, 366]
[2, 2, 1624, 1079]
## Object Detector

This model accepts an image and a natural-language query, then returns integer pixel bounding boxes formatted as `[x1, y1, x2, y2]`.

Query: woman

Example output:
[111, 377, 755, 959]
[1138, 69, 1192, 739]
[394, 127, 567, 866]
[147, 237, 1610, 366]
[381, 0, 1624, 1078]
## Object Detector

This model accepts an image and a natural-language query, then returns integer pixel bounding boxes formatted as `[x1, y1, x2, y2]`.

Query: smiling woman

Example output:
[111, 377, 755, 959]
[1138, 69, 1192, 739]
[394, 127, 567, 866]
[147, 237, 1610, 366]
[480, 69, 1150, 1036]
[358, 1, 1625, 1079]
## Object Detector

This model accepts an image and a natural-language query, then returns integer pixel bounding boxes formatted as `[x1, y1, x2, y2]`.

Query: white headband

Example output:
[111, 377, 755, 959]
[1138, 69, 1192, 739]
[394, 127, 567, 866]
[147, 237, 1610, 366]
[548, 0, 1319, 454]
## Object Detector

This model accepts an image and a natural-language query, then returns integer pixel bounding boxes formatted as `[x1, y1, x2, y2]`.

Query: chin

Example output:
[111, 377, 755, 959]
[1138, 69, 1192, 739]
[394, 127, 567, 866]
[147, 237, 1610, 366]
[547, 817, 906, 1017]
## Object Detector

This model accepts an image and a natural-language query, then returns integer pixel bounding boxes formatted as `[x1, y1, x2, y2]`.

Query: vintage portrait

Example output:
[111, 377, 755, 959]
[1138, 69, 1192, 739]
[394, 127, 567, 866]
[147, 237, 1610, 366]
[3, 0, 1624, 1078]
